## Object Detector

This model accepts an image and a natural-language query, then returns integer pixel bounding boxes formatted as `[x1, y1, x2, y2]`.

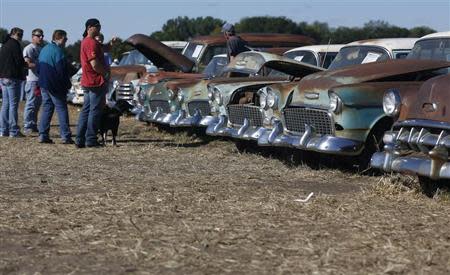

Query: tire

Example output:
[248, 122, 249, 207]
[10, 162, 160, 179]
[418, 176, 449, 197]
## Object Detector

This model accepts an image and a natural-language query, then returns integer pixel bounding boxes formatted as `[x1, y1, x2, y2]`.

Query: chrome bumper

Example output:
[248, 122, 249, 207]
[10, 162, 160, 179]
[257, 120, 364, 156]
[371, 126, 450, 180]
[170, 110, 203, 127]
[144, 108, 179, 125]
[205, 115, 267, 141]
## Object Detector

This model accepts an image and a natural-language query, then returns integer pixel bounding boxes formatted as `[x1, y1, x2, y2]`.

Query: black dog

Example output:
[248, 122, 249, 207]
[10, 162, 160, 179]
[99, 101, 130, 146]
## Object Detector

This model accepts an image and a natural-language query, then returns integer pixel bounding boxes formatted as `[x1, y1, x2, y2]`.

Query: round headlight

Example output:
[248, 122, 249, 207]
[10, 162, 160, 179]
[258, 87, 268, 110]
[167, 89, 176, 100]
[213, 87, 223, 106]
[207, 85, 214, 100]
[383, 89, 401, 117]
[113, 80, 119, 89]
[266, 88, 278, 109]
[329, 92, 342, 114]
[177, 89, 185, 102]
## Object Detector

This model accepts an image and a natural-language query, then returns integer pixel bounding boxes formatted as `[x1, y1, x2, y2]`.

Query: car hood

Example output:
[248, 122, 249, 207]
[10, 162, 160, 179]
[401, 74, 450, 123]
[126, 34, 194, 73]
[297, 59, 450, 92]
[141, 71, 205, 85]
[110, 65, 147, 83]
[224, 51, 324, 77]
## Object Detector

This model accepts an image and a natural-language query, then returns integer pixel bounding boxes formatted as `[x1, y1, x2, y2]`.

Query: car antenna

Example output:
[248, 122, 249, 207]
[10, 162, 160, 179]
[321, 38, 332, 68]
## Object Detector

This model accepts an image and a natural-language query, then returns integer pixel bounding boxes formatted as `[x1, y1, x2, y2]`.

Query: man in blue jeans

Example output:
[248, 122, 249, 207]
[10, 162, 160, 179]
[37, 30, 73, 144]
[76, 18, 111, 148]
[23, 28, 44, 134]
[0, 27, 26, 138]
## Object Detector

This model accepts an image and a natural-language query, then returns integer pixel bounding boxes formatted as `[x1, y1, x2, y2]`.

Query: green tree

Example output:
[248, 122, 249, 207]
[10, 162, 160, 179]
[409, 26, 436, 38]
[151, 16, 224, 41]
[235, 16, 298, 34]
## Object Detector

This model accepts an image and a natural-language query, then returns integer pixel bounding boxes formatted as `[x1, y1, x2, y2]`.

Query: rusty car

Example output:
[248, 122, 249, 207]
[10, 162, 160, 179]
[205, 45, 344, 140]
[136, 33, 316, 123]
[164, 49, 327, 128]
[370, 32, 450, 194]
[253, 37, 450, 167]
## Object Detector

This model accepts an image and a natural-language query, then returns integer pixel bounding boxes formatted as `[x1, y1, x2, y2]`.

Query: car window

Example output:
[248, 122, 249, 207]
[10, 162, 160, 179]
[202, 56, 229, 77]
[407, 38, 450, 61]
[328, 46, 390, 70]
[182, 42, 205, 62]
[199, 46, 228, 67]
[393, 51, 410, 59]
[118, 50, 151, 66]
[283, 50, 318, 66]
[319, 52, 338, 68]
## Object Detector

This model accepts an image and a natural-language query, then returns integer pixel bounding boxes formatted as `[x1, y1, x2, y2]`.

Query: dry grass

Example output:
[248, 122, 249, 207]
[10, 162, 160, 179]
[0, 104, 450, 274]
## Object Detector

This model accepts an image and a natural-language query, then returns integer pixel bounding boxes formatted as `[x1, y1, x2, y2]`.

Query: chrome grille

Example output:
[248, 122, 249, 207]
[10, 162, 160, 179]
[283, 107, 333, 135]
[149, 100, 170, 113]
[228, 104, 263, 127]
[187, 101, 211, 116]
[116, 84, 134, 100]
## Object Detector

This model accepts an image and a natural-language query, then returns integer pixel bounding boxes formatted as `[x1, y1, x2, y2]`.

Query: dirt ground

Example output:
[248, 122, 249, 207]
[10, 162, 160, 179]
[1, 104, 450, 274]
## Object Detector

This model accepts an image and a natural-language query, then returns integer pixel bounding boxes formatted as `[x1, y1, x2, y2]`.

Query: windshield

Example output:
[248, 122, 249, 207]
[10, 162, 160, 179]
[328, 46, 390, 70]
[182, 42, 205, 62]
[202, 55, 228, 77]
[407, 38, 450, 61]
[283, 50, 318, 66]
[118, 50, 152, 66]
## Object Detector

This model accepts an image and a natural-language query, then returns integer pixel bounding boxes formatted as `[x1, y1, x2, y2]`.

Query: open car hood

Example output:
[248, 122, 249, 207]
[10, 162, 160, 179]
[223, 51, 324, 77]
[126, 34, 194, 73]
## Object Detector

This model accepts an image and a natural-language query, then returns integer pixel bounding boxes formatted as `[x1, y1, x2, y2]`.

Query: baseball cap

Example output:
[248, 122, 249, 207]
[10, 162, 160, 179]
[221, 22, 235, 33]
[83, 18, 101, 37]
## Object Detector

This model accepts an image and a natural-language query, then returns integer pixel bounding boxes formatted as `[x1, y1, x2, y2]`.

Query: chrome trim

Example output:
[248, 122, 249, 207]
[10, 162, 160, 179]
[257, 120, 364, 155]
[395, 119, 450, 131]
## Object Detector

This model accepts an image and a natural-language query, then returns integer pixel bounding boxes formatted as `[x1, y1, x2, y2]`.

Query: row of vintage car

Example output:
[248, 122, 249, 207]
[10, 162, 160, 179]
[100, 31, 450, 195]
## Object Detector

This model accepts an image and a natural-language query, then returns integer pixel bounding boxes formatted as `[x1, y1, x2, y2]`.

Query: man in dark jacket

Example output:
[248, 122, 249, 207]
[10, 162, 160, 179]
[221, 23, 248, 63]
[0, 27, 26, 137]
[37, 30, 73, 144]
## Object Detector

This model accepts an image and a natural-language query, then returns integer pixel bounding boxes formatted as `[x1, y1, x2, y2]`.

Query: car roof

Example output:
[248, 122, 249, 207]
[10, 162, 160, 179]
[284, 44, 345, 54]
[188, 33, 315, 45]
[162, 41, 188, 49]
[418, 31, 450, 40]
[344, 38, 418, 52]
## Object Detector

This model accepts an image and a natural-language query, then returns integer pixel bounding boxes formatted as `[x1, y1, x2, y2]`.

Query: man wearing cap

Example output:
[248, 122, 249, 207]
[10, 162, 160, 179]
[23, 28, 44, 134]
[222, 22, 248, 63]
[0, 27, 26, 137]
[76, 18, 110, 148]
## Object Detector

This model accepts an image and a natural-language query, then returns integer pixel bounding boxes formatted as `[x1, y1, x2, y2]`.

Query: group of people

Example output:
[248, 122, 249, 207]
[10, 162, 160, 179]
[0, 18, 113, 148]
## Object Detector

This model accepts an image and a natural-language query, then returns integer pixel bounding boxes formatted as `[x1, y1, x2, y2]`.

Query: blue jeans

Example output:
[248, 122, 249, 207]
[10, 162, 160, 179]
[39, 88, 71, 141]
[76, 85, 107, 146]
[24, 81, 42, 131]
[0, 78, 22, 136]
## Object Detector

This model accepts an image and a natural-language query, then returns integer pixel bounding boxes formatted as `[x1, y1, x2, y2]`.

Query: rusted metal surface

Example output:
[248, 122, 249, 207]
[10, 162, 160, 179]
[141, 71, 205, 85]
[294, 59, 450, 102]
[126, 34, 195, 73]
[398, 74, 450, 123]
[189, 33, 315, 46]
[110, 65, 147, 82]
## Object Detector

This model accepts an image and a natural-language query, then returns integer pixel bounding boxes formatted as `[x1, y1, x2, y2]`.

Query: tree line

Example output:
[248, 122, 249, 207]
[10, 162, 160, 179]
[0, 16, 436, 64]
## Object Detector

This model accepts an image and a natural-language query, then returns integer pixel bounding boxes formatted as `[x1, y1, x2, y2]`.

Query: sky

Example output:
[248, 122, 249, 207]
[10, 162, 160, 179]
[0, 0, 449, 45]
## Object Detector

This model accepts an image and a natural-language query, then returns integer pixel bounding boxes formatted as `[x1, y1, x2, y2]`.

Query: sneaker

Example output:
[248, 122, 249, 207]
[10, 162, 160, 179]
[10, 132, 26, 138]
[62, 139, 75, 144]
[86, 141, 104, 148]
[75, 142, 85, 149]
[39, 138, 54, 144]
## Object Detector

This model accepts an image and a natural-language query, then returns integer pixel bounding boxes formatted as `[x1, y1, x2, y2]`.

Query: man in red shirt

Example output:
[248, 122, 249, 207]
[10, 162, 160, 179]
[75, 18, 110, 148]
